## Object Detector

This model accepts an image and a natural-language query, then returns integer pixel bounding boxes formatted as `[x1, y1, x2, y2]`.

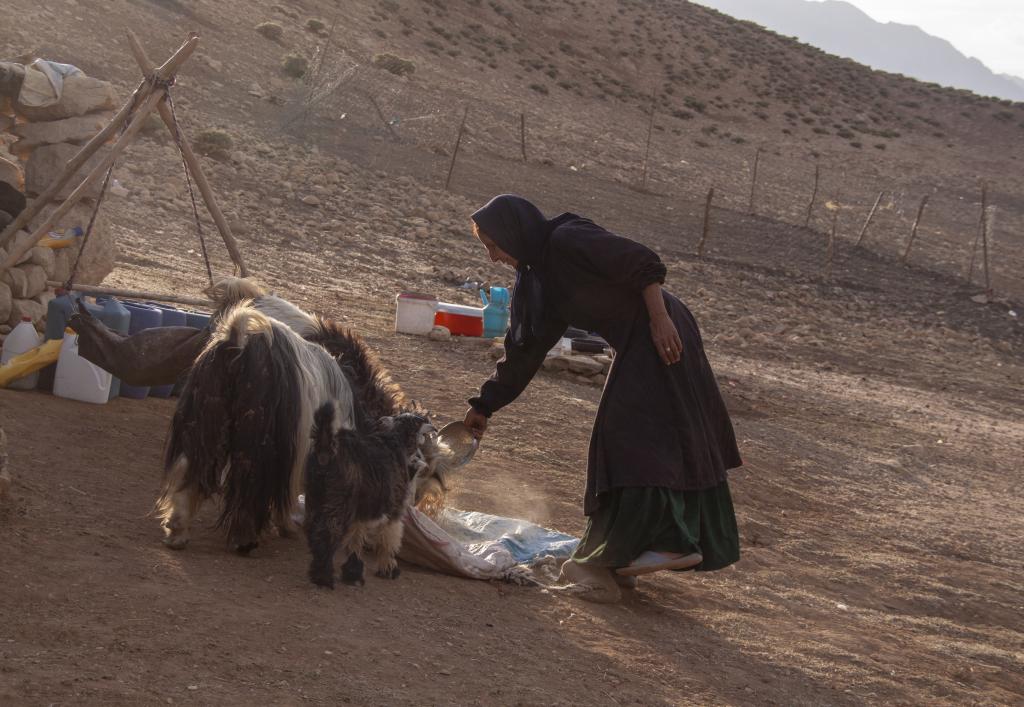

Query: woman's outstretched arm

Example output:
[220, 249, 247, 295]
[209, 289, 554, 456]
[643, 283, 683, 365]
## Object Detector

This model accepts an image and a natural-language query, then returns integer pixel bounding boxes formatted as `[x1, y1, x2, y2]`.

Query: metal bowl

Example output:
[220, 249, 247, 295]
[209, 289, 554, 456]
[436, 421, 479, 468]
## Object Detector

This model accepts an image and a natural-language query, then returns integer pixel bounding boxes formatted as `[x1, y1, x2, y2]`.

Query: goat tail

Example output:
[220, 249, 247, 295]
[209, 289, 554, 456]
[215, 303, 274, 351]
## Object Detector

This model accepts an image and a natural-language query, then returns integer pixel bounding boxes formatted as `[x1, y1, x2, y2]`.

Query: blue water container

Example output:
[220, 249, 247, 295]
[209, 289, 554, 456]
[39, 289, 118, 392]
[480, 286, 511, 339]
[144, 302, 187, 398]
[119, 302, 162, 399]
[95, 298, 131, 400]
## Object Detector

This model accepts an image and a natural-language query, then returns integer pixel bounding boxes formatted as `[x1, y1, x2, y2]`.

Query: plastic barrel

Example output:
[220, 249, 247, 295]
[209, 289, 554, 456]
[119, 302, 162, 399]
[144, 303, 187, 398]
[38, 290, 105, 392]
[96, 298, 131, 400]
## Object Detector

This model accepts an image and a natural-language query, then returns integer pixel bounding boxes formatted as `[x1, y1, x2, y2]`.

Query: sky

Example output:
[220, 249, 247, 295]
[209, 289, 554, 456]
[828, 0, 1024, 77]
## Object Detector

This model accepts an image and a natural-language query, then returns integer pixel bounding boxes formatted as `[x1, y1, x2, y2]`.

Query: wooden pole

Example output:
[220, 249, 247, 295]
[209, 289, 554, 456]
[804, 162, 820, 227]
[127, 31, 248, 277]
[45, 281, 211, 308]
[901, 194, 929, 265]
[366, 93, 399, 140]
[824, 208, 838, 281]
[0, 36, 198, 251]
[640, 88, 657, 191]
[444, 106, 468, 192]
[519, 112, 527, 163]
[965, 182, 987, 285]
[697, 187, 714, 258]
[855, 191, 884, 247]
[981, 205, 993, 295]
[748, 147, 762, 213]
[0, 88, 166, 276]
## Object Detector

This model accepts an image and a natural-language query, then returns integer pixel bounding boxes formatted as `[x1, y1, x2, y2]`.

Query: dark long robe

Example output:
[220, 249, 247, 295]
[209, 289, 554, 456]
[470, 214, 742, 515]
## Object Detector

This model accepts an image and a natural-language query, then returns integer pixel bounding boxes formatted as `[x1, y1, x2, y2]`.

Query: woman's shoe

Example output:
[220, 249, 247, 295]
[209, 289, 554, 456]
[615, 551, 703, 577]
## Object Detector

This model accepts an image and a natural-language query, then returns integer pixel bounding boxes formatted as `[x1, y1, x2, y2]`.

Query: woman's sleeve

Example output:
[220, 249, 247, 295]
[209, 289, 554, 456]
[469, 314, 567, 417]
[553, 222, 666, 290]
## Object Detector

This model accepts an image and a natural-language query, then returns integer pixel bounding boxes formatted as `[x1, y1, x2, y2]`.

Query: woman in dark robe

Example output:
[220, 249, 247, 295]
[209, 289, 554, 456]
[463, 194, 743, 600]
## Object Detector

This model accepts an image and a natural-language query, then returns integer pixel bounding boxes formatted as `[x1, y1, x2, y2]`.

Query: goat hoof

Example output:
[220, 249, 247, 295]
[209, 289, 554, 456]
[309, 572, 335, 589]
[376, 566, 401, 580]
[235, 541, 259, 556]
[340, 573, 365, 587]
[162, 535, 189, 550]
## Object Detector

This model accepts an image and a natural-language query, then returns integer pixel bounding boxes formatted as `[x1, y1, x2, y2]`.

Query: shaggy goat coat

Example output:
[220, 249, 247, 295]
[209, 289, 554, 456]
[305, 404, 430, 588]
[160, 302, 354, 551]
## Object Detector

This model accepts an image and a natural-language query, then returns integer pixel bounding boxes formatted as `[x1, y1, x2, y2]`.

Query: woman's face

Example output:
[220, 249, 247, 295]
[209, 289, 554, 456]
[474, 225, 519, 268]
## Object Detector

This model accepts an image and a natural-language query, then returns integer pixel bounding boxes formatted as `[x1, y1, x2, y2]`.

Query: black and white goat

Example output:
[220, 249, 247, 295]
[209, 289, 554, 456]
[305, 403, 434, 587]
[157, 278, 453, 553]
[159, 302, 354, 552]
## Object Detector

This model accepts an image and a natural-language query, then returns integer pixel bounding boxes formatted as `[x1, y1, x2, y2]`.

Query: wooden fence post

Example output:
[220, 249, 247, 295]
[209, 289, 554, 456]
[855, 191, 884, 247]
[748, 147, 762, 213]
[804, 162, 820, 227]
[981, 205, 994, 296]
[697, 187, 714, 258]
[519, 112, 527, 163]
[824, 208, 838, 281]
[901, 195, 929, 265]
[965, 182, 987, 284]
[640, 88, 657, 191]
[444, 106, 468, 192]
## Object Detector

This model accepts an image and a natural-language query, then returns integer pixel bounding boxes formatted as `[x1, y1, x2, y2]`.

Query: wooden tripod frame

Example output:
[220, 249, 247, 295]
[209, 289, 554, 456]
[0, 31, 248, 287]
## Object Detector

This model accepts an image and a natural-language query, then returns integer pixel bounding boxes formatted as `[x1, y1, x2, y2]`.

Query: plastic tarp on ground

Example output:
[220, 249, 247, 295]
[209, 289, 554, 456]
[399, 507, 579, 584]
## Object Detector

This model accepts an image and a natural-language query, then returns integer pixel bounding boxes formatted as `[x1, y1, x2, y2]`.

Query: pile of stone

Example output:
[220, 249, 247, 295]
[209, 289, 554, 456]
[0, 60, 120, 345]
[489, 339, 612, 388]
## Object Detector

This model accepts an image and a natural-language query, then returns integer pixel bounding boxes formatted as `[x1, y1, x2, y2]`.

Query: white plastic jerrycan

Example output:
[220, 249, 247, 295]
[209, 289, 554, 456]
[1, 317, 43, 390]
[53, 329, 112, 404]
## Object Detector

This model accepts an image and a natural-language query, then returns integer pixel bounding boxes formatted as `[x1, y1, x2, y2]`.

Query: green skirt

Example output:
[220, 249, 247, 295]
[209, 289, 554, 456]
[571, 482, 739, 572]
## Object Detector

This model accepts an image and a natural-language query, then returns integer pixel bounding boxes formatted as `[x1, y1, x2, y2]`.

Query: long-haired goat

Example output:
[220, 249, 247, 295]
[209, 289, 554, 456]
[305, 403, 433, 588]
[158, 302, 355, 552]
[157, 278, 454, 554]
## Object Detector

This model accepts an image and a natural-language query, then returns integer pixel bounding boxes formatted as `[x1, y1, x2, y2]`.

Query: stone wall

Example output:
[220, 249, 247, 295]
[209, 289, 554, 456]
[0, 60, 118, 345]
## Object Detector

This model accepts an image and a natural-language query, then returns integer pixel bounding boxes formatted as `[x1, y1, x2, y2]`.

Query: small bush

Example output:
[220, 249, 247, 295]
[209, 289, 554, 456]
[373, 53, 416, 77]
[281, 53, 309, 78]
[849, 141, 862, 149]
[194, 129, 233, 159]
[255, 22, 284, 41]
[528, 83, 548, 95]
[874, 143, 886, 150]
[306, 18, 327, 33]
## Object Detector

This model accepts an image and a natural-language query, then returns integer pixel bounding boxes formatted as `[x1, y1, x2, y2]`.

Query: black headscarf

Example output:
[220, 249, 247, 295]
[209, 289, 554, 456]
[471, 194, 551, 348]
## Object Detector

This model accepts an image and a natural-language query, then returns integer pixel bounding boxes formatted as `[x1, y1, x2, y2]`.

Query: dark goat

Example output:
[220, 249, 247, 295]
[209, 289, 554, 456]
[305, 403, 432, 588]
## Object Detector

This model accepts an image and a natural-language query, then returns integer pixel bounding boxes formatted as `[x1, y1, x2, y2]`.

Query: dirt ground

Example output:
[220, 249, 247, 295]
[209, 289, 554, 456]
[3, 0, 1024, 704]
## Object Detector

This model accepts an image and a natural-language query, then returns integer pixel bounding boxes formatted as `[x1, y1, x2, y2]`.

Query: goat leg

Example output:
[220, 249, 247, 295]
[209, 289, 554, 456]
[340, 552, 366, 586]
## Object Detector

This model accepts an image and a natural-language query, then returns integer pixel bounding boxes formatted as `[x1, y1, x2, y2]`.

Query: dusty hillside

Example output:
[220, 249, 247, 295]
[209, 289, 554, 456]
[1, 0, 1022, 705]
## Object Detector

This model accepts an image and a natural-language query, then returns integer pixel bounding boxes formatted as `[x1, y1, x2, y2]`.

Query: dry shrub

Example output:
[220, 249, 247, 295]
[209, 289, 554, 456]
[255, 22, 283, 41]
[282, 53, 309, 78]
[372, 53, 416, 77]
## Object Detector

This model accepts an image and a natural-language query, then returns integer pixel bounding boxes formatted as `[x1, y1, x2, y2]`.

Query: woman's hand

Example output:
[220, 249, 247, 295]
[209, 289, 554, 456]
[650, 313, 683, 365]
[464, 407, 489, 440]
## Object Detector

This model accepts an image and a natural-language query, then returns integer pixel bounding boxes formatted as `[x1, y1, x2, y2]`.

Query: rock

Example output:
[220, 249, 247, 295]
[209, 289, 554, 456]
[568, 356, 605, 375]
[33, 289, 55, 311]
[593, 354, 613, 372]
[30, 202, 115, 285]
[543, 355, 571, 372]
[16, 74, 118, 121]
[0, 281, 11, 322]
[8, 297, 45, 326]
[0, 154, 22, 190]
[428, 325, 451, 342]
[489, 343, 504, 360]
[301, 195, 321, 206]
[0, 324, 10, 335]
[5, 231, 36, 265]
[28, 246, 55, 277]
[591, 373, 607, 387]
[25, 143, 105, 199]
[970, 293, 989, 304]
[12, 112, 111, 149]
[3, 264, 46, 298]
[51, 249, 70, 283]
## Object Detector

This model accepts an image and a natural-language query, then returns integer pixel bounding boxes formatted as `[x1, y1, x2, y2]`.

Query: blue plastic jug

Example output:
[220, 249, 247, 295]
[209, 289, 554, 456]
[95, 298, 131, 400]
[119, 302, 162, 399]
[144, 303, 188, 398]
[39, 290, 122, 392]
[480, 286, 511, 339]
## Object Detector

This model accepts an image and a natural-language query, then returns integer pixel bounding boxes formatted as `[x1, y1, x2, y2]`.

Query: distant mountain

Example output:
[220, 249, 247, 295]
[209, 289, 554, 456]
[694, 0, 1024, 102]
